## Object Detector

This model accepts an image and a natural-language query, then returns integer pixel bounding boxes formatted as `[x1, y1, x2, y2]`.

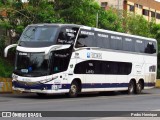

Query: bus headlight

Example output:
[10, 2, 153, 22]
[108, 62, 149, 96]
[12, 74, 18, 81]
[39, 76, 58, 84]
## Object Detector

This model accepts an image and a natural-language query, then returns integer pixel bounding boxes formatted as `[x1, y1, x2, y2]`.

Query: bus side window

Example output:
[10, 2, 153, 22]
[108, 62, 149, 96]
[135, 39, 145, 53]
[75, 30, 96, 48]
[74, 61, 86, 74]
[123, 38, 134, 52]
[96, 32, 110, 49]
[144, 41, 156, 54]
[110, 35, 123, 50]
[57, 27, 79, 44]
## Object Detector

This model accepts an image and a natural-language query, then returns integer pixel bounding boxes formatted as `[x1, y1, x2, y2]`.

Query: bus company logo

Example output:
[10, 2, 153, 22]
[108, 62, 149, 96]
[91, 52, 102, 59]
[87, 53, 90, 58]
[2, 112, 11, 117]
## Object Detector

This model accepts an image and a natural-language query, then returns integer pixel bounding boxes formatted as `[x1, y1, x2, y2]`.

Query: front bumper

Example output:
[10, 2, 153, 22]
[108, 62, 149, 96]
[12, 81, 70, 94]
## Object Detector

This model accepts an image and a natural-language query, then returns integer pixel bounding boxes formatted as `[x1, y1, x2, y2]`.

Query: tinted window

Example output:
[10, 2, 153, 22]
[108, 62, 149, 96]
[57, 26, 79, 44]
[74, 60, 132, 75]
[75, 29, 96, 48]
[96, 32, 110, 49]
[144, 41, 156, 54]
[20, 26, 58, 42]
[135, 39, 144, 53]
[123, 38, 134, 52]
[51, 48, 72, 74]
[110, 35, 122, 50]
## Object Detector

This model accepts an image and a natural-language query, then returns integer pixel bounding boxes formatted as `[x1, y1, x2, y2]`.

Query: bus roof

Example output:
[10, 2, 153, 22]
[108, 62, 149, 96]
[28, 23, 156, 42]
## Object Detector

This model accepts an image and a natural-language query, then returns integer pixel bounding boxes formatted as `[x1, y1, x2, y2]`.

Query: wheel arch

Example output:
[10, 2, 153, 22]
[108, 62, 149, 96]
[129, 78, 136, 85]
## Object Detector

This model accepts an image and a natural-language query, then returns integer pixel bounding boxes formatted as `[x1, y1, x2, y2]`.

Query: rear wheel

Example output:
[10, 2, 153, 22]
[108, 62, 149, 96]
[128, 81, 136, 94]
[68, 81, 79, 98]
[136, 81, 143, 94]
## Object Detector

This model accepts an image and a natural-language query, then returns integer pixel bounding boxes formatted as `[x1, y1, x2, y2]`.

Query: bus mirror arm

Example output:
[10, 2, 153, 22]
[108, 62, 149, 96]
[44, 44, 71, 59]
[4, 44, 17, 57]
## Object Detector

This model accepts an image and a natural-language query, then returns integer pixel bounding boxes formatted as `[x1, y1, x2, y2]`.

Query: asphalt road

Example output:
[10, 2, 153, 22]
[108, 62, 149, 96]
[0, 88, 160, 120]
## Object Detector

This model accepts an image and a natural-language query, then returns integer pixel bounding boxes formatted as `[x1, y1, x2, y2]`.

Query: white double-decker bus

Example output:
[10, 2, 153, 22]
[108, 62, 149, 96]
[4, 24, 157, 97]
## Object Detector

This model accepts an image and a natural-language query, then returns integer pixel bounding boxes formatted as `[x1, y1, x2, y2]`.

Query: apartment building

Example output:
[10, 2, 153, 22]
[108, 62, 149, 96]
[97, 0, 160, 24]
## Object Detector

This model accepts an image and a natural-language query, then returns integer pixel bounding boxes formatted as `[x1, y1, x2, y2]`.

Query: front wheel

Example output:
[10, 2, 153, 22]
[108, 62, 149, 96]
[67, 81, 79, 98]
[128, 81, 136, 94]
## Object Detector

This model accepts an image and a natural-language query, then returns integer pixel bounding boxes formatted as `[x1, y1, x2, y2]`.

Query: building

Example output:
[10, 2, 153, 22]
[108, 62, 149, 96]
[97, 0, 160, 24]
[96, 0, 124, 10]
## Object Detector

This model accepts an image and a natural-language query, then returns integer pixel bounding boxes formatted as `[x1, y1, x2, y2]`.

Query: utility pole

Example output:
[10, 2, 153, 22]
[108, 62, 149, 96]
[96, 12, 98, 28]
[118, 0, 120, 10]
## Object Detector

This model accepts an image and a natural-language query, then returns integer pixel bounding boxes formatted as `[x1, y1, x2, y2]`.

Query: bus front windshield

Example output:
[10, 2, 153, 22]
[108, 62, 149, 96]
[19, 26, 58, 42]
[14, 52, 49, 77]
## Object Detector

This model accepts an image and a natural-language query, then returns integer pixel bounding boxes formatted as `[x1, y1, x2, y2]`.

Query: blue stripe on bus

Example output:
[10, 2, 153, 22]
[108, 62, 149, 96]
[13, 81, 155, 90]
[82, 83, 128, 88]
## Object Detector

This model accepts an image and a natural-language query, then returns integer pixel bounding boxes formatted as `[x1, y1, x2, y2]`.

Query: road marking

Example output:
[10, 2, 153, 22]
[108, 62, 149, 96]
[1, 93, 160, 106]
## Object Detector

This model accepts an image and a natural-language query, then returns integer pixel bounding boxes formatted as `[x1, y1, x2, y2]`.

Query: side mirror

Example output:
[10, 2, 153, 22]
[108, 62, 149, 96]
[4, 44, 17, 57]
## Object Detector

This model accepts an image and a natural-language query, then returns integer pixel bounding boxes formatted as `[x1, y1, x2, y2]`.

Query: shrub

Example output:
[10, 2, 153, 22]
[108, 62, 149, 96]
[0, 57, 13, 78]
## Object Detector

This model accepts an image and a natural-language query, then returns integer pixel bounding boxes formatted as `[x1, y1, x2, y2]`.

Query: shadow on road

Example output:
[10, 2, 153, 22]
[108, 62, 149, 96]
[0, 90, 153, 100]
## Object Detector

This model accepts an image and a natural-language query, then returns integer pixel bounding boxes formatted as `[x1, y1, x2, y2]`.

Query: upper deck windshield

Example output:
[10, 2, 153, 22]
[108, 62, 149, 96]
[18, 25, 80, 47]
[20, 26, 58, 42]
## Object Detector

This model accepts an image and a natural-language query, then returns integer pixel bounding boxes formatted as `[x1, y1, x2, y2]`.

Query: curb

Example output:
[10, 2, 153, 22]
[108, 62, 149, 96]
[0, 77, 12, 93]
[156, 79, 160, 88]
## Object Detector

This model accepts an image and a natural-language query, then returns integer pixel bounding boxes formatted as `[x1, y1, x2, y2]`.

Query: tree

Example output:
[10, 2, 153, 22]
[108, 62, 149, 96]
[0, 0, 63, 44]
[54, 0, 123, 31]
[124, 13, 151, 37]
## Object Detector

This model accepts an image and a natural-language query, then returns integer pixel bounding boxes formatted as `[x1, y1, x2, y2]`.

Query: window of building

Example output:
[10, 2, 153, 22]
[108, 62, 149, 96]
[135, 4, 142, 9]
[129, 5, 134, 12]
[143, 9, 149, 16]
[151, 11, 156, 18]
[101, 2, 108, 7]
[101, 2, 108, 9]
[139, 5, 142, 9]
[135, 4, 138, 8]
[156, 13, 160, 19]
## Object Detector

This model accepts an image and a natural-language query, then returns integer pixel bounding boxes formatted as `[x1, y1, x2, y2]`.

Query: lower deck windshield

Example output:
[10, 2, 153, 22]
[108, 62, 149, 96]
[14, 52, 49, 77]
[14, 48, 72, 77]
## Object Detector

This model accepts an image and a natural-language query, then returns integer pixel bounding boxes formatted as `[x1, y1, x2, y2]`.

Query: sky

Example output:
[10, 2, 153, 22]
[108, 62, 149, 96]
[21, 0, 28, 2]
[155, 0, 160, 2]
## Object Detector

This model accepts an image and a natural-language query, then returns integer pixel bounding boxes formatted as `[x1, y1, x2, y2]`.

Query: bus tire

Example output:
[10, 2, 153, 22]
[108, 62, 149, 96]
[36, 93, 47, 97]
[68, 81, 79, 98]
[136, 81, 143, 94]
[128, 80, 136, 94]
